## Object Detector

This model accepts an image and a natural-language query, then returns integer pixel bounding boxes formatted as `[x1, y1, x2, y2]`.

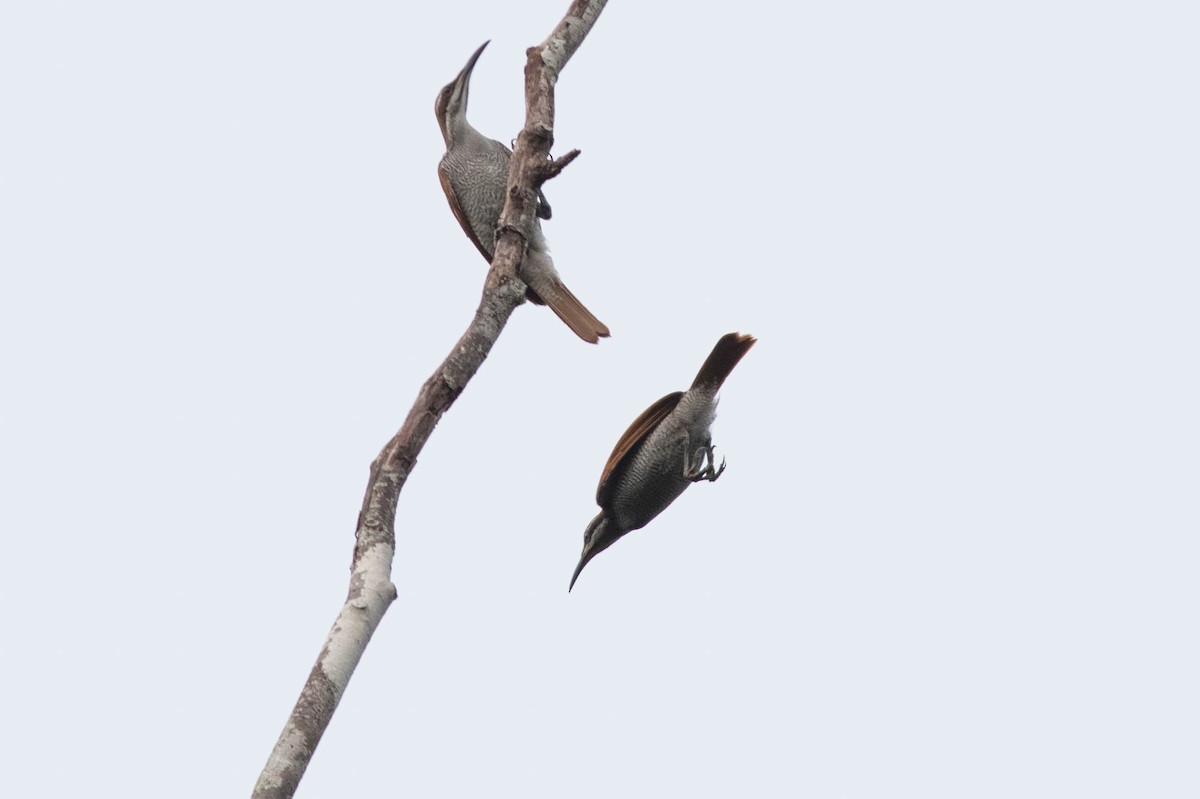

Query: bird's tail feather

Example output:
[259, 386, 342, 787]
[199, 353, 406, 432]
[522, 253, 610, 344]
[691, 333, 757, 391]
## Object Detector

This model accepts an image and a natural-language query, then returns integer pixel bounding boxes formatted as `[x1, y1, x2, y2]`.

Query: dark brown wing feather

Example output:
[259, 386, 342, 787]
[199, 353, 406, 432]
[597, 391, 683, 506]
[437, 164, 492, 262]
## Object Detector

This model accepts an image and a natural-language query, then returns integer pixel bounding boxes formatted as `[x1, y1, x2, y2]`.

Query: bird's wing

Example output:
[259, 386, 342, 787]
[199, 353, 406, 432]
[597, 391, 683, 505]
[438, 163, 492, 262]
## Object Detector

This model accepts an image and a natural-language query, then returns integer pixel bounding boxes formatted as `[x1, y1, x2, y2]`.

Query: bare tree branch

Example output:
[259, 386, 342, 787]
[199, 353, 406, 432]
[251, 2, 608, 797]
[543, 148, 582, 181]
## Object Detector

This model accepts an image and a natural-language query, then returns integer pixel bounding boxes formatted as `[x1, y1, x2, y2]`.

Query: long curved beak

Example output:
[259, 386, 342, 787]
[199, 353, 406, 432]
[453, 40, 490, 99]
[570, 513, 618, 592]
[437, 40, 491, 146]
[568, 550, 595, 592]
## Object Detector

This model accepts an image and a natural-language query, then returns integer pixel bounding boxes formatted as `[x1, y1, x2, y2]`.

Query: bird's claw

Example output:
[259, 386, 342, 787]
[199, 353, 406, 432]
[536, 187, 552, 220]
[712, 456, 727, 481]
[684, 445, 725, 482]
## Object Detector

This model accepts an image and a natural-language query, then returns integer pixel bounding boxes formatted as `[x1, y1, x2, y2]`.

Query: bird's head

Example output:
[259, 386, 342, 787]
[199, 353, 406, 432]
[435, 40, 489, 147]
[569, 513, 624, 592]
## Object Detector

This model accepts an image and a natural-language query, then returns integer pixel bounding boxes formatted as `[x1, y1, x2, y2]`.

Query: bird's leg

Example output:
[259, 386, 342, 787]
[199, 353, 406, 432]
[694, 445, 725, 482]
[681, 433, 702, 480]
[708, 450, 727, 481]
[688, 448, 711, 481]
[535, 187, 552, 220]
[683, 437, 724, 482]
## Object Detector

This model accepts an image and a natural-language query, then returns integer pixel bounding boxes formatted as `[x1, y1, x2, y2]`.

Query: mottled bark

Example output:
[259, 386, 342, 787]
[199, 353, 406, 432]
[251, 2, 608, 797]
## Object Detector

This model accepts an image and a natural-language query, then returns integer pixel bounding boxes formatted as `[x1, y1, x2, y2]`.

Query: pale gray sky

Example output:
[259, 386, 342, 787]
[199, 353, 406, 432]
[1, 2, 1197, 797]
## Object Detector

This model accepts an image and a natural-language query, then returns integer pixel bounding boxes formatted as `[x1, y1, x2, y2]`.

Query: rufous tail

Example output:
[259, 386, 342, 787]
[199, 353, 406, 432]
[691, 332, 757, 391]
[523, 262, 610, 344]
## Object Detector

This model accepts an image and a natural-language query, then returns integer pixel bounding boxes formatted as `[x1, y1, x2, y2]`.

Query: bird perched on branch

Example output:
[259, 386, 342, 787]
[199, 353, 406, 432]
[435, 40, 610, 344]
[570, 333, 757, 590]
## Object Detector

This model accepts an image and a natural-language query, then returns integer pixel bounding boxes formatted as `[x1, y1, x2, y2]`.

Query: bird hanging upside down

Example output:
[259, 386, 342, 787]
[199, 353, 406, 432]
[434, 41, 610, 344]
[570, 333, 757, 590]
